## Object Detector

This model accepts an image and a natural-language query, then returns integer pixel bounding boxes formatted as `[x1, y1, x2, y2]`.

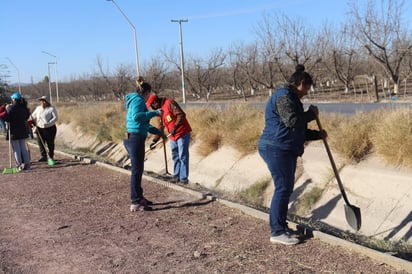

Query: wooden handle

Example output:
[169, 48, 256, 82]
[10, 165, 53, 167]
[315, 116, 351, 206]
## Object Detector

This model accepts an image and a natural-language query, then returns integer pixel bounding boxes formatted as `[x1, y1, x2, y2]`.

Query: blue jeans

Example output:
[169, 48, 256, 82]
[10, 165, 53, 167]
[170, 132, 190, 182]
[123, 133, 146, 204]
[258, 142, 297, 236]
[0, 119, 6, 134]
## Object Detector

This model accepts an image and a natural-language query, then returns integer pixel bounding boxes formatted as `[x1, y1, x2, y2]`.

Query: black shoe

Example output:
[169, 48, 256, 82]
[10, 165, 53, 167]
[140, 197, 153, 206]
[38, 157, 47, 162]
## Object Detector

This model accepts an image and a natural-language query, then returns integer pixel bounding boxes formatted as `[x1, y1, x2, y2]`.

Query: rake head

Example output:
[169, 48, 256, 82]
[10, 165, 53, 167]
[2, 167, 20, 174]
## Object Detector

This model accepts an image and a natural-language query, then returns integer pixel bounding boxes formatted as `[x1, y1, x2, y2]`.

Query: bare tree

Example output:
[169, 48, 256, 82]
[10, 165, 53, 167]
[228, 43, 262, 97]
[227, 44, 251, 101]
[350, 0, 412, 94]
[321, 23, 364, 94]
[95, 56, 134, 99]
[140, 56, 172, 94]
[185, 49, 226, 101]
[255, 13, 323, 88]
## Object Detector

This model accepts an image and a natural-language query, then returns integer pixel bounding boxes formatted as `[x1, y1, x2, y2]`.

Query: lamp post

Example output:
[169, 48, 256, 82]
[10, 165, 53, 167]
[42, 51, 59, 102]
[5, 57, 21, 94]
[171, 19, 188, 104]
[106, 0, 140, 79]
[47, 62, 55, 104]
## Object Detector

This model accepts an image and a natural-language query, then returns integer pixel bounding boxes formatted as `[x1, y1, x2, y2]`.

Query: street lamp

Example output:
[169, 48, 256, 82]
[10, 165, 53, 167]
[106, 0, 140, 79]
[47, 62, 55, 104]
[171, 19, 188, 104]
[42, 51, 59, 102]
[5, 57, 21, 94]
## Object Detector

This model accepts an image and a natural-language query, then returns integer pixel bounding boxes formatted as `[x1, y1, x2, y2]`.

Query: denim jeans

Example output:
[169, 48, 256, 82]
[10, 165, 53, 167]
[0, 119, 6, 134]
[258, 142, 297, 236]
[170, 132, 190, 182]
[123, 133, 146, 204]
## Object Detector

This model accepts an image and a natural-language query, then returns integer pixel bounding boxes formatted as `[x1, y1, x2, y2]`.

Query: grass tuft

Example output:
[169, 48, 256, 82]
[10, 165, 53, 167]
[186, 104, 264, 156]
[371, 108, 412, 168]
[293, 186, 324, 216]
[236, 178, 271, 208]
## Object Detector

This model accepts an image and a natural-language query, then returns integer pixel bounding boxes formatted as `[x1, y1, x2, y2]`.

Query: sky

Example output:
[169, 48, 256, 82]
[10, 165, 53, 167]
[1, 0, 406, 85]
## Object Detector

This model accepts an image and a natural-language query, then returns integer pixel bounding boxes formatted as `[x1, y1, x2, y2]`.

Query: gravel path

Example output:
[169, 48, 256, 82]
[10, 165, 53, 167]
[0, 138, 407, 273]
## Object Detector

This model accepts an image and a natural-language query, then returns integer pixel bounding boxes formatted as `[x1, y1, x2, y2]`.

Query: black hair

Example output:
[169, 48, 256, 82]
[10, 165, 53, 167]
[288, 64, 313, 87]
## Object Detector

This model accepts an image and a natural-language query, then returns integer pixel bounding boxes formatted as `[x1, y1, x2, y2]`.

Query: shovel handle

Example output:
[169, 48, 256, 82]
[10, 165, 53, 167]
[315, 116, 352, 206]
[162, 137, 169, 175]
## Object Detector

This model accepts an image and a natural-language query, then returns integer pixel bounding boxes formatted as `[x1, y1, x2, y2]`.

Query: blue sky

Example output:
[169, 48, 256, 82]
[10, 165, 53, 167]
[0, 0, 398, 85]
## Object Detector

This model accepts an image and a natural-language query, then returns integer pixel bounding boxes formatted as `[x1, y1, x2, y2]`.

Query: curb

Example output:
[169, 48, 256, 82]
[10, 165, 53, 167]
[56, 151, 412, 273]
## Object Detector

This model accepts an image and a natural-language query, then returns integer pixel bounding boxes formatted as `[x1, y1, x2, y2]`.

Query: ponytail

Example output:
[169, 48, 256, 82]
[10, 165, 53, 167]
[136, 76, 152, 95]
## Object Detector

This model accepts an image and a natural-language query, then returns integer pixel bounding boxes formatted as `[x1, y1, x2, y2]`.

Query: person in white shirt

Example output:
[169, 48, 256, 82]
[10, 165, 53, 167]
[29, 96, 58, 165]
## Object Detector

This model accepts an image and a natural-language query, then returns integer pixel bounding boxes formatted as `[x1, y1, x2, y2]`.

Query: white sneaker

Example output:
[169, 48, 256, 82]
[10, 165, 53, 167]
[270, 233, 300, 245]
[130, 204, 142, 212]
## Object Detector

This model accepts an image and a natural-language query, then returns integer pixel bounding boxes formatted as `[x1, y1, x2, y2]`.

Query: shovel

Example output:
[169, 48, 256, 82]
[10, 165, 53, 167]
[315, 116, 362, 231]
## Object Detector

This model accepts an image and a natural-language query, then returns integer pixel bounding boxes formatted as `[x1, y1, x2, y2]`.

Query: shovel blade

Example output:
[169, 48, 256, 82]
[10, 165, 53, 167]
[344, 204, 362, 231]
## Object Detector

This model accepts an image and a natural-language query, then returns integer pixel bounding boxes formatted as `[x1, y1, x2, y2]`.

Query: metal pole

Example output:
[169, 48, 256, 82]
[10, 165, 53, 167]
[42, 51, 59, 102]
[47, 62, 53, 104]
[5, 57, 21, 94]
[106, 0, 140, 79]
[171, 19, 188, 104]
[55, 60, 59, 102]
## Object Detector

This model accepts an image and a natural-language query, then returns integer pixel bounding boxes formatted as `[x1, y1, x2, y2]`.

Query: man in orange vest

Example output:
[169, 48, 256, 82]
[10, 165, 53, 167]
[146, 94, 192, 184]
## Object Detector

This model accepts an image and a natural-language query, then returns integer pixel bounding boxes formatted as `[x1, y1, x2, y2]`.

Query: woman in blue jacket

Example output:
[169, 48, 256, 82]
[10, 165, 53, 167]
[124, 80, 164, 212]
[258, 65, 326, 245]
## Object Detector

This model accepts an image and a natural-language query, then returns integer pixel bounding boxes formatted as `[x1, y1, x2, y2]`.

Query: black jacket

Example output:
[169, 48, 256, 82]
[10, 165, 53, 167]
[4, 101, 30, 140]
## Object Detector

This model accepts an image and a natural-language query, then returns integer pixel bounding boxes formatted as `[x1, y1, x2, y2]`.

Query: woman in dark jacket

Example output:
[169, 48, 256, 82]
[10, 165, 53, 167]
[258, 65, 327, 245]
[3, 92, 31, 170]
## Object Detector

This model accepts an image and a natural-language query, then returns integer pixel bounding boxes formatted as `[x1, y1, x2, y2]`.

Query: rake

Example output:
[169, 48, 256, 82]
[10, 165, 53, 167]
[3, 126, 20, 174]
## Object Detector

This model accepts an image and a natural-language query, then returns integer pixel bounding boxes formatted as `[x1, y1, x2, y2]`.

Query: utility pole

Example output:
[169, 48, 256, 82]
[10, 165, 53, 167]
[171, 19, 188, 104]
[42, 51, 59, 102]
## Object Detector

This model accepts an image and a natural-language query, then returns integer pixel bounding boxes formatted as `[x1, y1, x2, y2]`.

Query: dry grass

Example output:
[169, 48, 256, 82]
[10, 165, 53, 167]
[186, 104, 264, 156]
[57, 102, 126, 142]
[186, 106, 224, 156]
[56, 102, 412, 170]
[371, 108, 412, 168]
[328, 112, 375, 163]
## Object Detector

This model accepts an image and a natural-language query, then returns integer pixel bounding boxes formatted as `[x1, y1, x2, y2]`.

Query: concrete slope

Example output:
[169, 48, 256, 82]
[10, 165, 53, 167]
[56, 123, 412, 243]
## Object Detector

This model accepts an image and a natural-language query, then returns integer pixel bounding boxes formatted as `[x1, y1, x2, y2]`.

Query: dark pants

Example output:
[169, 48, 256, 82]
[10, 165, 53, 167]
[37, 125, 57, 159]
[123, 133, 146, 204]
[258, 143, 297, 236]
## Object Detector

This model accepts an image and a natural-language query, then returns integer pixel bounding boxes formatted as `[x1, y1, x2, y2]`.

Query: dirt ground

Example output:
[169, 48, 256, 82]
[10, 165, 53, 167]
[0, 138, 407, 274]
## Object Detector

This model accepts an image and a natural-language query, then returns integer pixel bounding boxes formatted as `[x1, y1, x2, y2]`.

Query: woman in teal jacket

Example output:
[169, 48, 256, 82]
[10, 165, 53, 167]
[124, 81, 164, 212]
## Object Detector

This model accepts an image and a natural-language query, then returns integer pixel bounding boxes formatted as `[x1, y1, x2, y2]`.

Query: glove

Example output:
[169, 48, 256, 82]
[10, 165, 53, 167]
[28, 120, 35, 128]
[170, 126, 177, 136]
[150, 139, 158, 150]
